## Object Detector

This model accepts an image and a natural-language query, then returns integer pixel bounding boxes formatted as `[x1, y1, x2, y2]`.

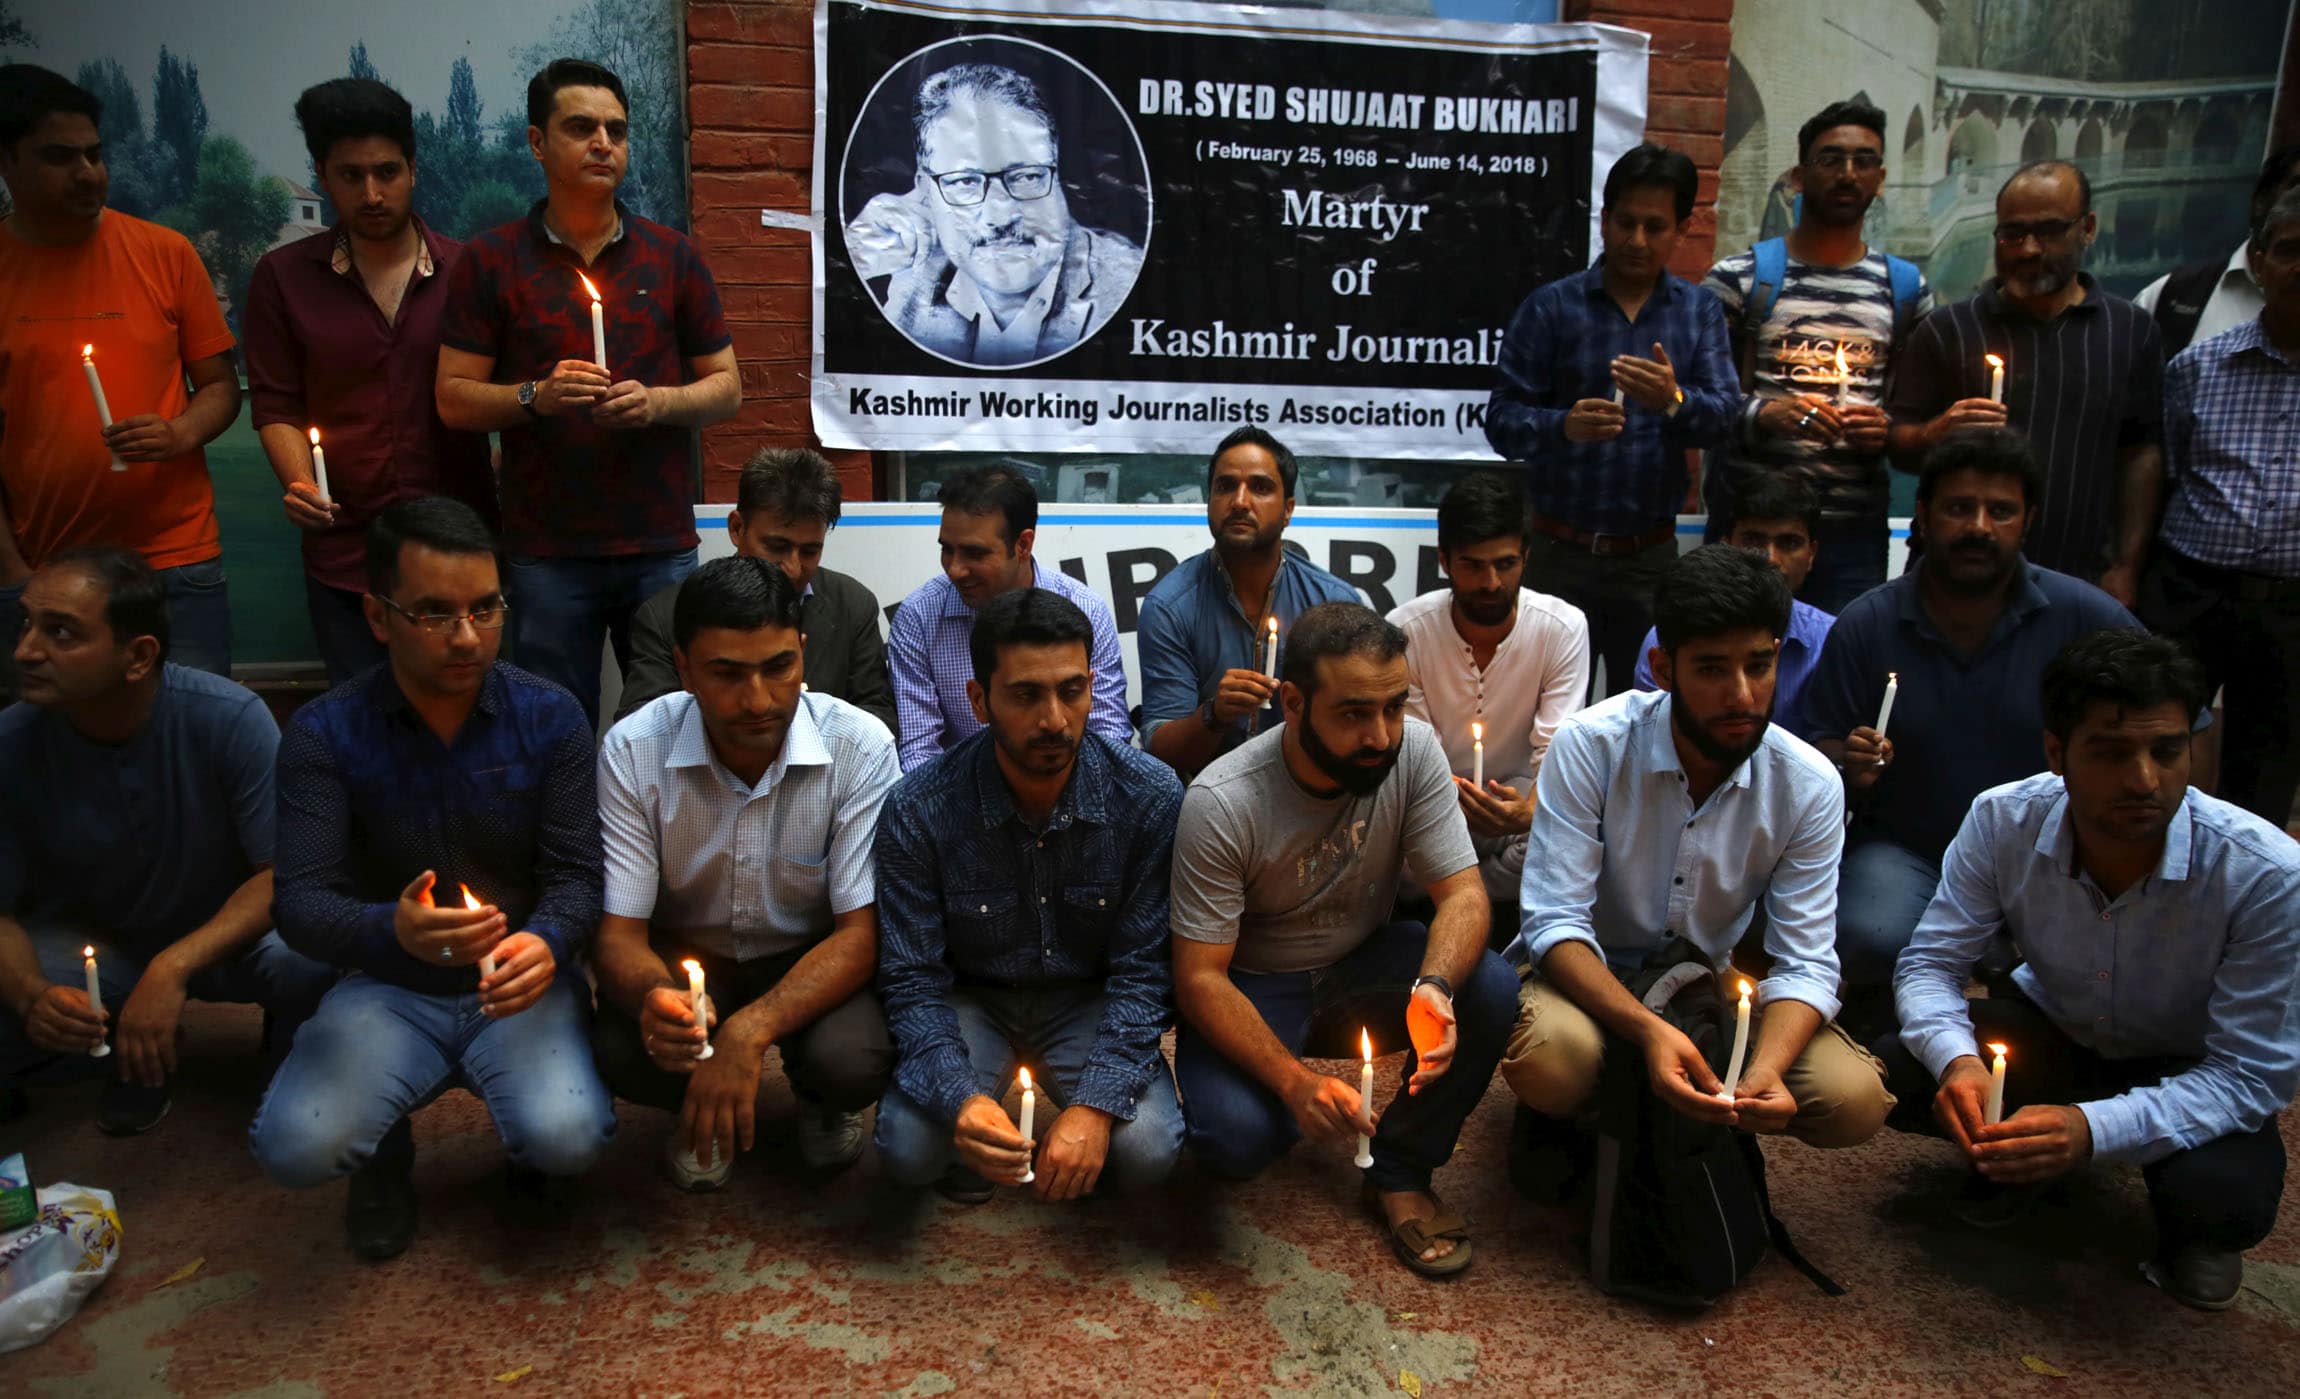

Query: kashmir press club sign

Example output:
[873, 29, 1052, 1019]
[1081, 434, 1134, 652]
[809, 0, 1649, 456]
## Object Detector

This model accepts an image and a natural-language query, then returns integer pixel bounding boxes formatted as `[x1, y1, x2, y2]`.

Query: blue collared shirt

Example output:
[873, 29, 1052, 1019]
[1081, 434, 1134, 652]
[886, 567, 1133, 771]
[1134, 546, 1361, 752]
[874, 730, 1184, 1126]
[2160, 317, 2300, 578]
[1801, 562, 2140, 860]
[273, 662, 603, 992]
[1895, 775, 2300, 1164]
[1632, 597, 1836, 739]
[1517, 689, 1848, 1021]
[1485, 263, 1741, 533]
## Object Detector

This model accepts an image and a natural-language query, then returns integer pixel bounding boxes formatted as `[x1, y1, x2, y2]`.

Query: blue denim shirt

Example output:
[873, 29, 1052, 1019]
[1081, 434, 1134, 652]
[1134, 546, 1360, 753]
[874, 730, 1183, 1125]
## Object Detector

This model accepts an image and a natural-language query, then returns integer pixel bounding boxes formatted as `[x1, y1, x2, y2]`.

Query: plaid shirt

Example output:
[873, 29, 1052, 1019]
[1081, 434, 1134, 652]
[2161, 317, 2300, 578]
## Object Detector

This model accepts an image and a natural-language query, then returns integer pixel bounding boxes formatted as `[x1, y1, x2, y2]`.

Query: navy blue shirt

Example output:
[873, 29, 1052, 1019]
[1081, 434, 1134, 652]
[1134, 546, 1360, 756]
[874, 730, 1183, 1126]
[0, 665, 276, 959]
[273, 662, 603, 992]
[1485, 263, 1741, 533]
[1801, 562, 2140, 860]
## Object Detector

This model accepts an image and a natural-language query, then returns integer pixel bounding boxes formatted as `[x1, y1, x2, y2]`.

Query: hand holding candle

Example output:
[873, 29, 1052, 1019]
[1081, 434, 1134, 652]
[1875, 671, 1898, 739]
[1017, 1066, 1036, 1184]
[307, 427, 332, 506]
[683, 958, 715, 1061]
[1984, 1042, 2008, 1125]
[1985, 353, 2006, 404]
[82, 945, 111, 1058]
[1353, 1029, 1375, 1169]
[579, 272, 609, 377]
[462, 884, 495, 978]
[1717, 979, 1751, 1102]
[81, 345, 126, 472]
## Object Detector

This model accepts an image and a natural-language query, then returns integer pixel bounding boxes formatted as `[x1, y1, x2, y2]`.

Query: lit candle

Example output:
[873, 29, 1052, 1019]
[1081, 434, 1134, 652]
[1263, 616, 1279, 680]
[1834, 343, 1851, 406]
[1984, 1042, 2008, 1125]
[81, 345, 125, 472]
[579, 272, 608, 376]
[82, 945, 111, 1058]
[1017, 1066, 1036, 1184]
[1611, 384, 1625, 407]
[1718, 979, 1751, 1102]
[1470, 720, 1485, 789]
[462, 884, 493, 979]
[1875, 670, 1898, 739]
[1354, 1028, 1375, 1169]
[1986, 353, 2005, 404]
[307, 427, 331, 506]
[683, 958, 715, 1061]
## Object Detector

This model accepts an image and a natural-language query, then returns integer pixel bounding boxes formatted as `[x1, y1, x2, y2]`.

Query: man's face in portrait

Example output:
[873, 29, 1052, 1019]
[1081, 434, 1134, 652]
[917, 92, 1073, 300]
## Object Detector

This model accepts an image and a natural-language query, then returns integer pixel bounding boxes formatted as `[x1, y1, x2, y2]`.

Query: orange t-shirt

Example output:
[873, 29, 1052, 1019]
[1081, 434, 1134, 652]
[0, 212, 237, 569]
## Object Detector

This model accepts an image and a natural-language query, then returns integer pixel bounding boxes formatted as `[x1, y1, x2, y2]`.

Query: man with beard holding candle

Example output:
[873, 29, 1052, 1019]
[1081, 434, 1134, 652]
[1138, 426, 1360, 777]
[1882, 631, 2300, 1312]
[1802, 429, 2138, 1031]
[1171, 602, 1517, 1277]
[1500, 546, 1890, 1203]
[251, 498, 615, 1261]
[874, 588, 1185, 1204]
[591, 557, 899, 1191]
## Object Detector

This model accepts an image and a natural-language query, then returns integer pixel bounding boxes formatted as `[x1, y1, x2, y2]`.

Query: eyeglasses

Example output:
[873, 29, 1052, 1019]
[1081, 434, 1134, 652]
[1994, 218, 2081, 246]
[1809, 148, 1883, 173]
[925, 164, 1057, 207]
[373, 594, 510, 635]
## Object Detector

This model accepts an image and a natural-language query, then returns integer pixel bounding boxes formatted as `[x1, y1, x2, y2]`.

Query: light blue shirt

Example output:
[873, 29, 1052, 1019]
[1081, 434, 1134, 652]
[1516, 689, 1847, 1020]
[598, 690, 898, 961]
[1894, 774, 2300, 1165]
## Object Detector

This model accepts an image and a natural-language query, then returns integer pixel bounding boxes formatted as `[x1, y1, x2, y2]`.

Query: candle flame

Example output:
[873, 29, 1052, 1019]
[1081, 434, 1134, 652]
[1834, 344, 1849, 379]
[1266, 616, 1279, 636]
[308, 426, 322, 447]
[459, 882, 481, 911]
[83, 944, 96, 959]
[1888, 671, 1898, 683]
[578, 272, 602, 303]
[1988, 1042, 2008, 1058]
[1738, 979, 1752, 998]
[1360, 1028, 1373, 1062]
[1018, 1066, 1033, 1092]
[81, 343, 95, 360]
[681, 958, 704, 978]
[1984, 353, 2004, 370]
[1471, 720, 1484, 742]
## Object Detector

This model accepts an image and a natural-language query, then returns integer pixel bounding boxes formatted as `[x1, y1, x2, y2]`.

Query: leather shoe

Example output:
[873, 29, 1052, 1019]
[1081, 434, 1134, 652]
[2145, 1246, 2244, 1311]
[346, 1119, 417, 1262]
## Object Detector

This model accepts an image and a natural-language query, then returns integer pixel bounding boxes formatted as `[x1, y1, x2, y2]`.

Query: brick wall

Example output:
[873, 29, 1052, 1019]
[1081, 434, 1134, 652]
[1562, 0, 1734, 280]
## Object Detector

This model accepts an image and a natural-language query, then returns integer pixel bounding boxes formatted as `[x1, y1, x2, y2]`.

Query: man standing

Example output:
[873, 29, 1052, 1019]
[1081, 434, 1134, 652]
[875, 589, 1185, 1203]
[618, 448, 895, 729]
[251, 498, 615, 1261]
[0, 549, 334, 1133]
[1885, 631, 2299, 1311]
[1171, 602, 1518, 1278]
[1136, 427, 1360, 776]
[593, 557, 898, 1189]
[1801, 430, 2138, 1010]
[1389, 472, 1589, 915]
[2141, 185, 2300, 828]
[2133, 146, 2300, 360]
[436, 58, 740, 725]
[0, 65, 243, 679]
[1487, 143, 1738, 696]
[1887, 161, 2163, 601]
[887, 465, 1129, 770]
[246, 77, 496, 686]
[1703, 99, 1930, 613]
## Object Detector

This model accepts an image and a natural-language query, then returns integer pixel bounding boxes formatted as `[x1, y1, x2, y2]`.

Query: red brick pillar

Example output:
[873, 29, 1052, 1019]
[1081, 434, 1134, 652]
[1562, 0, 1735, 279]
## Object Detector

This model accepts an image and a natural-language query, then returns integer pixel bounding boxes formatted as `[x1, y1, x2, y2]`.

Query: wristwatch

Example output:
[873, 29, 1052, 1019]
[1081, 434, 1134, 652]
[517, 380, 541, 418]
[1410, 974, 1454, 1001]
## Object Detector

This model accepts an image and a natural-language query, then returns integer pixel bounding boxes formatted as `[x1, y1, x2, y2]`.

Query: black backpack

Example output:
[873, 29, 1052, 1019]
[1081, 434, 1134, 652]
[1586, 941, 1844, 1309]
[2149, 257, 2227, 362]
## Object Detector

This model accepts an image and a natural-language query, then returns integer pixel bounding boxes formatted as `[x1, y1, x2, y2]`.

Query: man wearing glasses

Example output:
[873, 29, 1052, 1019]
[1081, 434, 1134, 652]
[1887, 160, 2164, 603]
[845, 62, 1142, 367]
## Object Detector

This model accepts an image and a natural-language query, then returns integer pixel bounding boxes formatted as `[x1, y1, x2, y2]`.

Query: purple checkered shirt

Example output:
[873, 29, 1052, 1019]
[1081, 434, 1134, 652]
[2161, 317, 2300, 578]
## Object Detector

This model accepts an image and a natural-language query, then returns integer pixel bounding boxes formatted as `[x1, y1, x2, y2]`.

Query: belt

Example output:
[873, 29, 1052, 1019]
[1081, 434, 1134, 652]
[2164, 547, 2300, 602]
[1528, 510, 1675, 558]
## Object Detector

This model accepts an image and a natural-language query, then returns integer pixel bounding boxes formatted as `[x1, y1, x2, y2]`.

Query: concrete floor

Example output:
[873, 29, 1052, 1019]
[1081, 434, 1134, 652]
[6, 1003, 2297, 1398]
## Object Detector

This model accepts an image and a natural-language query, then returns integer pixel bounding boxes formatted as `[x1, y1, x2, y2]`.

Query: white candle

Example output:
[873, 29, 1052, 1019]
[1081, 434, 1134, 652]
[461, 884, 495, 979]
[684, 958, 715, 1061]
[82, 345, 125, 472]
[1017, 1066, 1036, 1184]
[580, 273, 608, 376]
[1470, 720, 1485, 789]
[307, 427, 331, 505]
[82, 945, 111, 1058]
[1875, 671, 1898, 739]
[1263, 616, 1279, 681]
[1611, 384, 1625, 407]
[1718, 979, 1751, 1102]
[1354, 1028, 1375, 1169]
[1986, 354, 2005, 404]
[1835, 343, 1851, 406]
[1984, 1042, 2008, 1125]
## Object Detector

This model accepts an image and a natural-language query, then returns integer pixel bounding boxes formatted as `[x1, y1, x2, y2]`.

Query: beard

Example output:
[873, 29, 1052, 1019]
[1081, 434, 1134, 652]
[1668, 690, 1771, 770]
[1925, 535, 2020, 596]
[1296, 710, 1403, 797]
[994, 722, 1078, 778]
[1999, 252, 2080, 300]
[1452, 587, 1514, 627]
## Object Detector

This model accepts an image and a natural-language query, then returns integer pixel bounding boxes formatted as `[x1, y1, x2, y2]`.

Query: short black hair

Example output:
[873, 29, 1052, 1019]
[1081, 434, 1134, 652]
[526, 58, 627, 132]
[45, 545, 168, 660]
[294, 77, 416, 170]
[1209, 425, 1300, 499]
[737, 448, 844, 528]
[968, 586, 1092, 689]
[1797, 99, 1886, 165]
[2252, 185, 2300, 248]
[1603, 142, 1698, 223]
[1999, 158, 2091, 213]
[2041, 630, 2206, 742]
[672, 555, 803, 652]
[936, 465, 1037, 546]
[1653, 545, 1792, 655]
[1724, 473, 1821, 539]
[0, 64, 100, 152]
[1916, 426, 2043, 510]
[2251, 143, 2300, 225]
[366, 496, 498, 597]
[914, 63, 1057, 165]
[1436, 471, 1530, 554]
[1280, 601, 1406, 697]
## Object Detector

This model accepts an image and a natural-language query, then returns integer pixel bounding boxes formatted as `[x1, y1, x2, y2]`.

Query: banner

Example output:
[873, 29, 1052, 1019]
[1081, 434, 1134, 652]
[809, 0, 1649, 457]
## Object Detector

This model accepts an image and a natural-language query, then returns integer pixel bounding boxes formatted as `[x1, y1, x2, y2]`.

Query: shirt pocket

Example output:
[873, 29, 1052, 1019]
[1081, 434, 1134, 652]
[1059, 883, 1120, 943]
[948, 887, 1021, 944]
[771, 851, 829, 912]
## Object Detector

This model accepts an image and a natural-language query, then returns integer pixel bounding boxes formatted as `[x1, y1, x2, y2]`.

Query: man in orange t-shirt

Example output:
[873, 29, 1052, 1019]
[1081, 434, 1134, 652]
[0, 66, 243, 683]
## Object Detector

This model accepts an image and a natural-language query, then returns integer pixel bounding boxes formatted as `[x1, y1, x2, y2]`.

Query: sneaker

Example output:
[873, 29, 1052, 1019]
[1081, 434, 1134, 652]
[935, 1165, 995, 1205]
[662, 1132, 734, 1192]
[796, 1107, 870, 1172]
[2144, 1246, 2244, 1311]
[97, 1078, 171, 1136]
[346, 1119, 417, 1262]
[1949, 1175, 2038, 1231]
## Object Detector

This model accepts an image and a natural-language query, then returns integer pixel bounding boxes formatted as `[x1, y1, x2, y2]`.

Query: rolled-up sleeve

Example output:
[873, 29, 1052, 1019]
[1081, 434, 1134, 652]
[1893, 800, 2005, 1080]
[1755, 772, 1846, 1021]
[1134, 589, 1199, 744]
[1516, 719, 1610, 968]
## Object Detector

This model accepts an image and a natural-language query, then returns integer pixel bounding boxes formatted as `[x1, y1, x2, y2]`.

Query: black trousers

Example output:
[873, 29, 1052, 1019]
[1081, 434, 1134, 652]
[2141, 546, 2300, 827]
[1876, 995, 2286, 1256]
[1521, 530, 1675, 701]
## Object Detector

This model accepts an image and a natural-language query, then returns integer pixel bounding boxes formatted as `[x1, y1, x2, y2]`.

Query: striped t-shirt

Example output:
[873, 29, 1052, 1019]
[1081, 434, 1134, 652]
[1702, 248, 1932, 522]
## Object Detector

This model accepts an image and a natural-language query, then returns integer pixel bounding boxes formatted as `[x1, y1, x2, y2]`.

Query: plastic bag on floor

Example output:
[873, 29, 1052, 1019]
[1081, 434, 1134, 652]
[0, 1183, 122, 1353]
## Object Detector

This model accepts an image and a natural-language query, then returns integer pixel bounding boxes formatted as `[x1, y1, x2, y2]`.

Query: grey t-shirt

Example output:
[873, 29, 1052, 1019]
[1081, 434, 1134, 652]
[1171, 719, 1478, 974]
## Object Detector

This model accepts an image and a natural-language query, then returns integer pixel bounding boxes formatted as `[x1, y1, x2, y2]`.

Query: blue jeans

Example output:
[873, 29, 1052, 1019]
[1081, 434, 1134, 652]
[159, 558, 232, 677]
[248, 972, 615, 1186]
[1836, 834, 1943, 990]
[303, 578, 385, 689]
[874, 985, 1184, 1192]
[0, 928, 336, 1087]
[1173, 922, 1517, 1194]
[504, 548, 697, 726]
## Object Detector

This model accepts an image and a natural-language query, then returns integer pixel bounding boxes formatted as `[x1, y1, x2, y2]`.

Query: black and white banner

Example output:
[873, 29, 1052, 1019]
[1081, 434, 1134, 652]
[810, 0, 1648, 456]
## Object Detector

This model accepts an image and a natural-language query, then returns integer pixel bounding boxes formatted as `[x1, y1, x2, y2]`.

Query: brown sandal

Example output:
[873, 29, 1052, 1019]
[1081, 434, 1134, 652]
[1362, 1182, 1475, 1278]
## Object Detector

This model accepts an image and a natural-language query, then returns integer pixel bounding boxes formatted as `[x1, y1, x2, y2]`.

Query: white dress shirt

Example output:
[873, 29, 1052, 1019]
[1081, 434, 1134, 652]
[2133, 244, 2261, 349]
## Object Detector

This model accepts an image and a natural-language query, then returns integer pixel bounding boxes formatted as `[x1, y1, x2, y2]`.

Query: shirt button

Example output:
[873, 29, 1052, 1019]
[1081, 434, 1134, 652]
[2097, 971, 2109, 981]
[1040, 896, 1047, 904]
[978, 904, 988, 913]
[1673, 876, 1684, 885]
[1099, 898, 1107, 907]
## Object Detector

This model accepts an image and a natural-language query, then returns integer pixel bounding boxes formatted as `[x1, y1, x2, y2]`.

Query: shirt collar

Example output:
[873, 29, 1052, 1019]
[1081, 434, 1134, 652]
[2035, 787, 2194, 884]
[665, 692, 833, 793]
[945, 253, 1064, 332]
[369, 661, 506, 722]
[529, 198, 629, 252]
[1637, 692, 1755, 793]
[936, 564, 1039, 620]
[1979, 271, 2103, 317]
[2219, 316, 2295, 366]
[1894, 560, 2051, 634]
[330, 216, 438, 280]
[1579, 260, 1682, 306]
[968, 730, 1111, 831]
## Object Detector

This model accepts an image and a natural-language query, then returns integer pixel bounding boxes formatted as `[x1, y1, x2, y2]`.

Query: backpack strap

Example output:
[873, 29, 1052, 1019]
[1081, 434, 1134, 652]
[2152, 257, 2225, 361]
[1745, 238, 1787, 337]
[1885, 254, 1924, 339]
[1741, 1135, 1847, 1297]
